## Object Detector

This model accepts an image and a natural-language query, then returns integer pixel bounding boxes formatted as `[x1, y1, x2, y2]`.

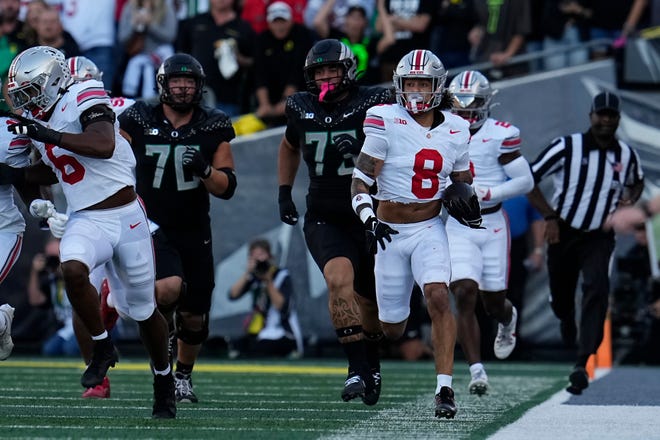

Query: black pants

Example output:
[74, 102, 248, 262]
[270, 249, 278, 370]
[508, 234, 529, 337]
[547, 222, 615, 359]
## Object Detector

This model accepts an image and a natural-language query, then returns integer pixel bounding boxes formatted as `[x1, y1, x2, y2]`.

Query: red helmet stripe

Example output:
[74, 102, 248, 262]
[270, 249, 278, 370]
[69, 57, 76, 76]
[462, 71, 472, 89]
[412, 50, 424, 69]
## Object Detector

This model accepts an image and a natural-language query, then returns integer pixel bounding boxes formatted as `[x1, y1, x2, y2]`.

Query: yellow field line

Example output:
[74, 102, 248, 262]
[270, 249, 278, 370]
[0, 360, 346, 375]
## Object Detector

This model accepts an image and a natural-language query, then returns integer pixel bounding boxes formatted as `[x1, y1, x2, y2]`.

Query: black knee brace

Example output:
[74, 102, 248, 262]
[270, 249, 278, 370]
[175, 310, 209, 345]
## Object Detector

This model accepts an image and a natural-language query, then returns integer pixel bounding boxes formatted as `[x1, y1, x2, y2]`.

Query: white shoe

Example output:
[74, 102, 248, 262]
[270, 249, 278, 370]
[468, 367, 489, 396]
[494, 306, 517, 359]
[0, 304, 15, 361]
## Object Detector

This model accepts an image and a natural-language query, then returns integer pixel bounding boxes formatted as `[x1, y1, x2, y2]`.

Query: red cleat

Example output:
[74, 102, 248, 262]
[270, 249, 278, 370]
[100, 279, 119, 331]
[82, 376, 111, 399]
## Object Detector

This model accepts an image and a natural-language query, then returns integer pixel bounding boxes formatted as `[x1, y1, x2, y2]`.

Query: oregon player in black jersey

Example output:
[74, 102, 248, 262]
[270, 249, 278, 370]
[119, 53, 237, 404]
[278, 39, 393, 405]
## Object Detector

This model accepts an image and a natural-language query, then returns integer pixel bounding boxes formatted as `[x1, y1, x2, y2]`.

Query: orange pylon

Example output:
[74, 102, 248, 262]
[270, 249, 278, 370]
[586, 312, 613, 379]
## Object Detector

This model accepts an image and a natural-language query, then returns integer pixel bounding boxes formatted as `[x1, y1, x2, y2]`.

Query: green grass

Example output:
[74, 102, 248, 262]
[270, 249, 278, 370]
[0, 358, 568, 439]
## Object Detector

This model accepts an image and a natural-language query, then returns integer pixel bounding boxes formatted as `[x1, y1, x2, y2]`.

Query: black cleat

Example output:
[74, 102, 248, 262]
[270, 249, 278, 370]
[81, 337, 118, 388]
[362, 368, 381, 406]
[341, 374, 366, 402]
[434, 386, 457, 419]
[152, 373, 177, 419]
[566, 367, 589, 395]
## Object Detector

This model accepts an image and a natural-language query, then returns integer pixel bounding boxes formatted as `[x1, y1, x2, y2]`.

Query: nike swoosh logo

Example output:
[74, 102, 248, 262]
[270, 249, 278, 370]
[61, 104, 68, 112]
[129, 222, 142, 229]
[203, 239, 210, 245]
[494, 228, 502, 233]
[482, 138, 492, 142]
[449, 130, 460, 134]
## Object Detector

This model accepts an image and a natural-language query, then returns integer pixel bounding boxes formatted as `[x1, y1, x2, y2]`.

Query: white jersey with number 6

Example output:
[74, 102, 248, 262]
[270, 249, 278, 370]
[361, 104, 471, 203]
[27, 79, 136, 212]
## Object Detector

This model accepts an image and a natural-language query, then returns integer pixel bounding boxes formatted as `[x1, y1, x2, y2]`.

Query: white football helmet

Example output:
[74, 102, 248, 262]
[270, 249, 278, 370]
[67, 56, 103, 82]
[7, 46, 71, 117]
[447, 70, 496, 130]
[393, 50, 447, 114]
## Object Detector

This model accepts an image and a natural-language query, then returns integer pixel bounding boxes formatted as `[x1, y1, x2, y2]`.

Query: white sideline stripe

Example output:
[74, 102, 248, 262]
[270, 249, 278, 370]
[488, 370, 658, 440]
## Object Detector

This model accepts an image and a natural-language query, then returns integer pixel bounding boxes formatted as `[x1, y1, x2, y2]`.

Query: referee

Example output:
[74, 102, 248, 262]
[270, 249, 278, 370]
[527, 91, 644, 395]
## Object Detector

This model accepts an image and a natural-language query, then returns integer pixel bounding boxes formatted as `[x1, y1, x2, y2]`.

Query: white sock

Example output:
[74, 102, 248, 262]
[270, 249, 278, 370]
[92, 330, 109, 341]
[469, 363, 485, 377]
[154, 365, 171, 376]
[435, 374, 452, 394]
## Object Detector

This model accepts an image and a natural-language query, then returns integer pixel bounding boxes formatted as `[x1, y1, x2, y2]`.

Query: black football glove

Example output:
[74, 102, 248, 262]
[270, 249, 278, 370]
[7, 121, 62, 145]
[332, 133, 361, 156]
[365, 217, 399, 254]
[182, 146, 212, 178]
[443, 197, 484, 229]
[278, 185, 299, 225]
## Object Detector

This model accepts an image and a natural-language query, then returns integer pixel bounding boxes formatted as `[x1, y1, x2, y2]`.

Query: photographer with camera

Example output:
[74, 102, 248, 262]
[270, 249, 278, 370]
[227, 239, 303, 359]
[26, 238, 79, 356]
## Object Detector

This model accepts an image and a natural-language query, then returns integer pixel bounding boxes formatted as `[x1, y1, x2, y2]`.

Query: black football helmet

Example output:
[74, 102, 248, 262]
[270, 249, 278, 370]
[157, 53, 205, 112]
[443, 182, 483, 229]
[303, 39, 357, 102]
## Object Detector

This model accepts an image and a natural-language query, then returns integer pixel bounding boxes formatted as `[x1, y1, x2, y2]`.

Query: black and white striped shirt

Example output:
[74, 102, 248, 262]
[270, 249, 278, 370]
[531, 131, 644, 231]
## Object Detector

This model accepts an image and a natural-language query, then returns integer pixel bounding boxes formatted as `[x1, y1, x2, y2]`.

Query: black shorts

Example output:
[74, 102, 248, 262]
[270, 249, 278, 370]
[153, 227, 215, 314]
[303, 212, 376, 301]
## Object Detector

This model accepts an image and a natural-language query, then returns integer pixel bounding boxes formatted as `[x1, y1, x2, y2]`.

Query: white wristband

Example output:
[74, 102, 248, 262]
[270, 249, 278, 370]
[352, 168, 375, 187]
[351, 193, 375, 224]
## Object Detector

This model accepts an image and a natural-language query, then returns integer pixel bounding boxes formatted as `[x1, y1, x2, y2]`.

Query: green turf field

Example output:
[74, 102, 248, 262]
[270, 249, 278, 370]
[0, 358, 568, 439]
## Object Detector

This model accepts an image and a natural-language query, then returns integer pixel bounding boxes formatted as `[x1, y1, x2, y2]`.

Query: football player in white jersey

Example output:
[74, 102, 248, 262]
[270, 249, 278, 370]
[60, 55, 133, 399]
[446, 70, 534, 396]
[0, 118, 33, 361]
[351, 49, 474, 419]
[5, 46, 175, 418]
[67, 56, 136, 117]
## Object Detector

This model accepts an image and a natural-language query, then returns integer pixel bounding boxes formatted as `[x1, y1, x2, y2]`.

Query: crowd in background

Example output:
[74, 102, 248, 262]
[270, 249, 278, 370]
[1, 0, 656, 125]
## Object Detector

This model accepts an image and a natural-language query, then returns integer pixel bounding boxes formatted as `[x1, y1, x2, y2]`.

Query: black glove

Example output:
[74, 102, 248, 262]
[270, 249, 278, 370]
[443, 182, 484, 229]
[365, 217, 399, 254]
[0, 162, 25, 186]
[333, 133, 361, 156]
[7, 121, 62, 145]
[278, 185, 299, 225]
[182, 146, 212, 178]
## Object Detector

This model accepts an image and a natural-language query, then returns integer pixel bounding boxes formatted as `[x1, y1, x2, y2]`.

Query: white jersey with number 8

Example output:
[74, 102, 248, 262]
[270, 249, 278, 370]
[361, 104, 471, 203]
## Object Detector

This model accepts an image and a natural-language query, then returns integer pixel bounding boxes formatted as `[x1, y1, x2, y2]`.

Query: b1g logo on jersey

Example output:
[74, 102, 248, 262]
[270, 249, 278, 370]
[145, 128, 159, 136]
[394, 117, 407, 125]
[303, 112, 315, 119]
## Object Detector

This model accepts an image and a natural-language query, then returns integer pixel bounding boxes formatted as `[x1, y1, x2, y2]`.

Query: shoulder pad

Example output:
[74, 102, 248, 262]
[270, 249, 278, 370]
[120, 99, 159, 128]
[194, 106, 234, 133]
